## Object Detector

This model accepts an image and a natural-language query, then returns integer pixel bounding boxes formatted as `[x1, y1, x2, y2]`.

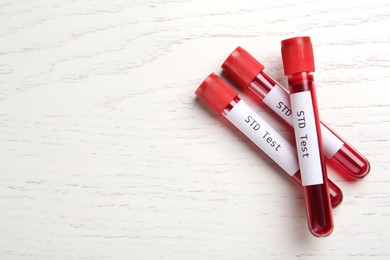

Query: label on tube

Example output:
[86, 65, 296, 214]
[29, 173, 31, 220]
[290, 91, 324, 186]
[263, 84, 294, 124]
[321, 124, 344, 159]
[262, 84, 343, 157]
[225, 100, 299, 176]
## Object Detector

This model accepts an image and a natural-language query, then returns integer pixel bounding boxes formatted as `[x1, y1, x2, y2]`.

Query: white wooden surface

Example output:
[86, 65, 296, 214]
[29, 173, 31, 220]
[1, 0, 390, 259]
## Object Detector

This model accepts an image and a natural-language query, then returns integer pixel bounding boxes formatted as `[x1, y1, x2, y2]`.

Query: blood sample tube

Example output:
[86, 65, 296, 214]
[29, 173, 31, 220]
[195, 73, 343, 208]
[282, 36, 333, 237]
[222, 47, 370, 180]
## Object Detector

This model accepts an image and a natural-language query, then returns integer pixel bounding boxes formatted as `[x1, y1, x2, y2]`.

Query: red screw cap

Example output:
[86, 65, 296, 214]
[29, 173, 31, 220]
[195, 73, 237, 115]
[281, 36, 315, 75]
[222, 47, 265, 88]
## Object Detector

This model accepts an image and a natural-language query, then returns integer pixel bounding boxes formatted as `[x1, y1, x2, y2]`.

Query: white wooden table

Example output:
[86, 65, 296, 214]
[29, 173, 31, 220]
[1, 0, 390, 259]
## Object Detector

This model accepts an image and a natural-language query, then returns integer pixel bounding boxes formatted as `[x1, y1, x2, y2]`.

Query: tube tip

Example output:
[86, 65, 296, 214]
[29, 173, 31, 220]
[222, 46, 265, 88]
[281, 36, 315, 75]
[195, 73, 237, 115]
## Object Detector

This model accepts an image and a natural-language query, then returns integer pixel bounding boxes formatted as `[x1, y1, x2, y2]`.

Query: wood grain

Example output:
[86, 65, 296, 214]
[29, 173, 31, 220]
[0, 0, 390, 259]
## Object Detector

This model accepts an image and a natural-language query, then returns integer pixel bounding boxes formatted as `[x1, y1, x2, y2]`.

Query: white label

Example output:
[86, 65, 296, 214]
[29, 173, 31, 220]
[290, 91, 324, 186]
[225, 100, 299, 176]
[262, 84, 343, 157]
[263, 84, 294, 125]
[321, 124, 343, 158]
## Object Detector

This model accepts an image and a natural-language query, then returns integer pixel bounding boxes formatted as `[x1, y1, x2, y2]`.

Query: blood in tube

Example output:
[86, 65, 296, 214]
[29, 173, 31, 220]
[195, 73, 343, 208]
[281, 36, 333, 237]
[222, 46, 370, 180]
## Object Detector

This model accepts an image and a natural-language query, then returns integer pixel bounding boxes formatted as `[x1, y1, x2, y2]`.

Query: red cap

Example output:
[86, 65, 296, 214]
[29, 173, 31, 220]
[281, 36, 315, 75]
[195, 73, 237, 115]
[222, 47, 265, 88]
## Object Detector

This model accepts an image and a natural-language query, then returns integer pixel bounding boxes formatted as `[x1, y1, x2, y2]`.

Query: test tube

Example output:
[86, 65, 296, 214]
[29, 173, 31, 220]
[282, 36, 333, 237]
[222, 46, 370, 180]
[196, 73, 343, 208]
